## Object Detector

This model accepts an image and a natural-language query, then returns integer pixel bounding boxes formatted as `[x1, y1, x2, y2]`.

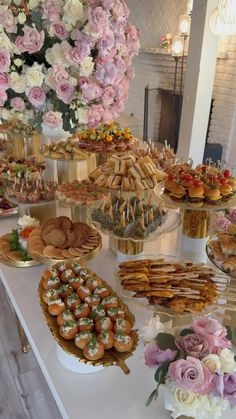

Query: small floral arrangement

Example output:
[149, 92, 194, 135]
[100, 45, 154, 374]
[142, 316, 236, 419]
[0, 0, 140, 134]
[210, 208, 236, 233]
[160, 33, 172, 49]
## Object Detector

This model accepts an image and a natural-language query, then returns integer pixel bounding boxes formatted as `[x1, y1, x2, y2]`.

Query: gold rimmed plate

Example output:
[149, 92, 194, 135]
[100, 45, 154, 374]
[38, 276, 138, 374]
[206, 235, 236, 279]
[0, 232, 41, 268]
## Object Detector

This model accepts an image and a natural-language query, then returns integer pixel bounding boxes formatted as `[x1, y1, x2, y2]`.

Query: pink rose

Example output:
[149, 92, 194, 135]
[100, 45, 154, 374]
[80, 81, 102, 102]
[102, 86, 114, 107]
[43, 111, 62, 128]
[88, 104, 104, 127]
[126, 66, 135, 80]
[126, 23, 140, 56]
[111, 0, 129, 25]
[191, 317, 231, 352]
[102, 109, 113, 123]
[176, 333, 209, 359]
[10, 97, 25, 112]
[0, 90, 7, 106]
[0, 8, 17, 33]
[0, 49, 10, 73]
[213, 214, 231, 232]
[144, 344, 177, 368]
[56, 80, 74, 104]
[27, 87, 46, 107]
[88, 6, 109, 34]
[42, 0, 61, 21]
[168, 356, 213, 395]
[52, 22, 68, 40]
[227, 208, 236, 223]
[96, 62, 117, 86]
[15, 26, 45, 54]
[0, 73, 10, 91]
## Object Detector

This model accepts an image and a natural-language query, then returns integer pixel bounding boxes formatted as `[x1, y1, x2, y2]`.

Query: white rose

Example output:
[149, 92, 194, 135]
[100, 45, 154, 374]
[164, 383, 206, 419]
[14, 58, 23, 67]
[18, 12, 26, 24]
[83, 22, 100, 40]
[10, 73, 26, 93]
[79, 57, 94, 77]
[63, 0, 84, 23]
[63, 21, 73, 32]
[202, 354, 221, 373]
[219, 348, 236, 373]
[140, 316, 164, 342]
[205, 396, 230, 419]
[46, 42, 70, 67]
[0, 29, 15, 52]
[28, 0, 40, 9]
[69, 76, 77, 87]
[74, 108, 89, 125]
[25, 64, 44, 87]
[0, 108, 12, 120]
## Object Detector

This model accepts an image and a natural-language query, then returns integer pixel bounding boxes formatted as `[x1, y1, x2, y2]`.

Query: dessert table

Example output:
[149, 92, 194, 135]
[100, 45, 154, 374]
[0, 214, 235, 419]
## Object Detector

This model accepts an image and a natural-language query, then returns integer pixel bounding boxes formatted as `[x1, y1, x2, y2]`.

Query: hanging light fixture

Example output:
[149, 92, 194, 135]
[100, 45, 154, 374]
[209, 7, 236, 35]
[179, 14, 191, 35]
[218, 0, 236, 25]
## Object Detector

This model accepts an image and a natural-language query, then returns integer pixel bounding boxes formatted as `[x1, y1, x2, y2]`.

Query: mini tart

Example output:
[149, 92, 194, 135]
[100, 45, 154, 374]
[74, 303, 90, 319]
[95, 317, 113, 333]
[59, 320, 78, 340]
[59, 284, 73, 299]
[77, 267, 89, 277]
[76, 285, 92, 300]
[42, 276, 61, 290]
[94, 286, 110, 299]
[85, 276, 103, 291]
[84, 294, 101, 307]
[114, 319, 132, 334]
[97, 330, 114, 350]
[91, 304, 106, 320]
[54, 262, 67, 272]
[107, 307, 125, 321]
[43, 268, 58, 281]
[83, 338, 104, 361]
[48, 298, 65, 316]
[60, 269, 74, 283]
[42, 288, 60, 304]
[71, 262, 82, 274]
[68, 276, 84, 290]
[65, 292, 81, 309]
[77, 317, 94, 332]
[57, 309, 75, 326]
[113, 333, 134, 352]
[101, 295, 118, 310]
[74, 331, 95, 349]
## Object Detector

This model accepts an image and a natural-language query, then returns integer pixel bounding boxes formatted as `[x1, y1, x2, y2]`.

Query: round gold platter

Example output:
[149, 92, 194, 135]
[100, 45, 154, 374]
[0, 233, 41, 268]
[206, 235, 236, 279]
[38, 276, 138, 374]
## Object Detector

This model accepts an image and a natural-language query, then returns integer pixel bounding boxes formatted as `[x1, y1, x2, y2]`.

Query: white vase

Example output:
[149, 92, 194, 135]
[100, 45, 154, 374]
[41, 123, 71, 144]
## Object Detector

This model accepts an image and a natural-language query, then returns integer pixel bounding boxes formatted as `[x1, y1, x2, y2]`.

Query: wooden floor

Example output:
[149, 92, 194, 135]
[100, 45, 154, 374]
[0, 280, 62, 419]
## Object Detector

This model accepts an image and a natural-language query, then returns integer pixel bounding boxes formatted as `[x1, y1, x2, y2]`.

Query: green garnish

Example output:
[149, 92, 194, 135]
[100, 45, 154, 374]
[10, 229, 32, 261]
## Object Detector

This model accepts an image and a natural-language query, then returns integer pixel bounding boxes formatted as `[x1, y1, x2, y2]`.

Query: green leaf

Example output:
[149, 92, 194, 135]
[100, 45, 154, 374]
[155, 333, 177, 350]
[180, 328, 194, 337]
[145, 389, 157, 407]
[225, 325, 233, 341]
[154, 360, 171, 384]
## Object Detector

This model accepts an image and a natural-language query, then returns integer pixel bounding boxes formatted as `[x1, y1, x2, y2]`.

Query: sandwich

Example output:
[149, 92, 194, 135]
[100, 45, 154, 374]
[220, 183, 233, 201]
[169, 185, 186, 202]
[188, 185, 205, 207]
[204, 187, 221, 205]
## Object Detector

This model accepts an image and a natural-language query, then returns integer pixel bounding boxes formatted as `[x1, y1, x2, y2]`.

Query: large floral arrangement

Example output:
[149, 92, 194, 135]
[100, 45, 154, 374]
[0, 0, 140, 134]
[210, 208, 236, 233]
[142, 316, 236, 419]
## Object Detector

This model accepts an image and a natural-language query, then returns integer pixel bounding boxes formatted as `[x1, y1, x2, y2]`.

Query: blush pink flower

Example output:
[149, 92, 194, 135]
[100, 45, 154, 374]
[0, 49, 10, 73]
[96, 62, 117, 86]
[80, 81, 102, 102]
[102, 86, 114, 107]
[126, 23, 140, 56]
[223, 373, 236, 405]
[213, 214, 231, 232]
[88, 6, 109, 34]
[144, 344, 177, 368]
[112, 0, 129, 25]
[43, 110, 62, 128]
[227, 208, 236, 223]
[176, 333, 209, 359]
[88, 104, 104, 127]
[10, 97, 25, 112]
[168, 356, 213, 395]
[52, 21, 68, 40]
[56, 79, 74, 104]
[0, 90, 7, 106]
[102, 109, 113, 123]
[191, 317, 231, 352]
[15, 26, 45, 54]
[42, 0, 62, 21]
[98, 28, 115, 57]
[27, 87, 46, 107]
[0, 73, 10, 91]
[0, 8, 16, 33]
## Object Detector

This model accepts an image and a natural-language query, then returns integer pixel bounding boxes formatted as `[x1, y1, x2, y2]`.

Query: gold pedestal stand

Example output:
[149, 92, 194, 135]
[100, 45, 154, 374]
[8, 133, 42, 161]
[117, 239, 144, 255]
[182, 209, 210, 239]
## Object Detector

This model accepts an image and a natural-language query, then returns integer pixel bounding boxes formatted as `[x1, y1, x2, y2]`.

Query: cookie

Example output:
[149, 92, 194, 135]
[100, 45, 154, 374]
[43, 245, 56, 257]
[50, 248, 64, 259]
[62, 249, 71, 258]
[43, 228, 66, 248]
[30, 244, 45, 255]
[41, 223, 57, 241]
[60, 229, 76, 249]
[6, 250, 21, 261]
[68, 248, 84, 257]
[58, 216, 72, 231]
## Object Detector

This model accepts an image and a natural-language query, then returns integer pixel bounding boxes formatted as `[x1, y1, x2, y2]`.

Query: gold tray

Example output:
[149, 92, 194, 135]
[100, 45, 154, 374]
[0, 256, 41, 268]
[29, 240, 102, 267]
[206, 235, 236, 279]
[38, 276, 138, 374]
